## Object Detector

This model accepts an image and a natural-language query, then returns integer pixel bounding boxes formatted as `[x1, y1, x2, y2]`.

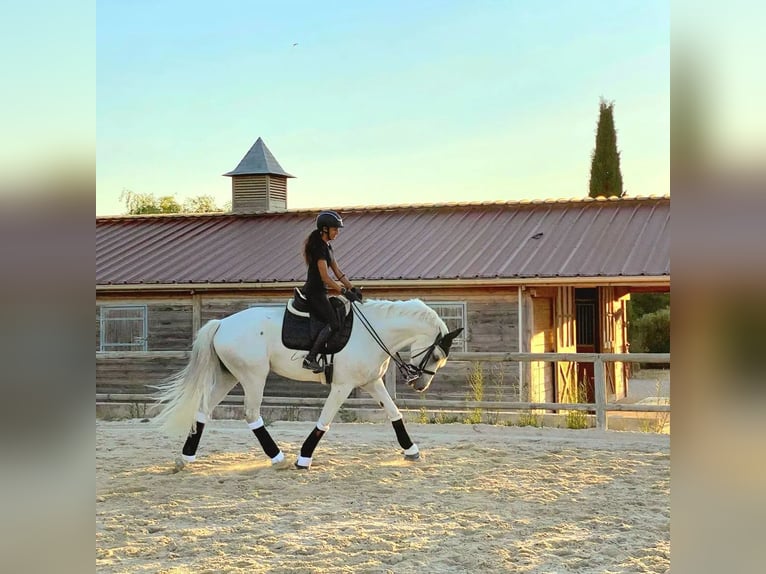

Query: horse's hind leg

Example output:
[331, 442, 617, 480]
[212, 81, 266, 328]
[238, 371, 289, 467]
[175, 370, 238, 471]
[362, 378, 420, 460]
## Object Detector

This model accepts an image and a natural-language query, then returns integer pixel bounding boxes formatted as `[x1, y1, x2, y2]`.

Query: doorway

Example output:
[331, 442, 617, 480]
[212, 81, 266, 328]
[575, 288, 599, 402]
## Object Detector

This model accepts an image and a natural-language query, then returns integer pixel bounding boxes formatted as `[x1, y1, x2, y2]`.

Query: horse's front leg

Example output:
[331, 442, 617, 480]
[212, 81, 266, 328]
[295, 383, 354, 469]
[362, 378, 420, 461]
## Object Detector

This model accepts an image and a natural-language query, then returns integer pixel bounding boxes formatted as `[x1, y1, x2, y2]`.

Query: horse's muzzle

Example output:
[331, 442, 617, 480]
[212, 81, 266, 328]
[409, 376, 430, 392]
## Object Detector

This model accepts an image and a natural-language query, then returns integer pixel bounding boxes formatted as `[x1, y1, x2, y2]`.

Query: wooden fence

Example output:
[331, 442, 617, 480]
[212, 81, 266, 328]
[96, 351, 669, 430]
[449, 352, 670, 430]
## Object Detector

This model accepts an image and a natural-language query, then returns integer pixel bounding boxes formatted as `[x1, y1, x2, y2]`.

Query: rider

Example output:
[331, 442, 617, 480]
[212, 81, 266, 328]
[302, 210, 361, 372]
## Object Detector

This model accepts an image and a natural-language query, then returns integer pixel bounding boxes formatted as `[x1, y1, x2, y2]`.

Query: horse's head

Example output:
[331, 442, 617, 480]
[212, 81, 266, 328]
[405, 327, 463, 392]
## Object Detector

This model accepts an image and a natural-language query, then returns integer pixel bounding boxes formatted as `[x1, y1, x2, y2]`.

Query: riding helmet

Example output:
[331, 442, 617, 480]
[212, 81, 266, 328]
[316, 210, 344, 230]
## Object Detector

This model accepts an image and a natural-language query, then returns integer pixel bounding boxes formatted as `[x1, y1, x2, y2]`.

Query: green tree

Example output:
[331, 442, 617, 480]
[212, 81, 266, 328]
[628, 293, 670, 366]
[120, 189, 225, 214]
[588, 98, 624, 198]
[182, 195, 224, 213]
[120, 190, 158, 214]
[157, 195, 182, 213]
[628, 293, 670, 324]
[630, 308, 670, 354]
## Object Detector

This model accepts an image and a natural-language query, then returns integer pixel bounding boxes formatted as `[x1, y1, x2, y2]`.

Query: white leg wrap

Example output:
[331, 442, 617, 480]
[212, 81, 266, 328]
[270, 451, 285, 464]
[248, 417, 265, 430]
[181, 454, 196, 463]
[316, 421, 331, 432]
[404, 444, 419, 456]
[296, 455, 312, 467]
[196, 412, 207, 424]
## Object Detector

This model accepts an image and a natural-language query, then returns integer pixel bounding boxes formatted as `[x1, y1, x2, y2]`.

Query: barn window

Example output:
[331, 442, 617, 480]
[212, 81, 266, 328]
[100, 305, 147, 351]
[426, 302, 467, 352]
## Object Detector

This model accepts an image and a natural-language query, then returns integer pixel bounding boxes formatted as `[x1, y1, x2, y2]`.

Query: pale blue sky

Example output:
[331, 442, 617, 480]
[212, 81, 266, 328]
[97, 1, 669, 215]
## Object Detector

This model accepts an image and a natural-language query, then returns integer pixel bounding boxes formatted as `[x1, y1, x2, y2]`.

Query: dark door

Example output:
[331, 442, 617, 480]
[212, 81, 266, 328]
[575, 288, 599, 403]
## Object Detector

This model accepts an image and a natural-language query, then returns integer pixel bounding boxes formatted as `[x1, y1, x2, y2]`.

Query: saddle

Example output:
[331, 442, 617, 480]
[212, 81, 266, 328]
[281, 288, 354, 354]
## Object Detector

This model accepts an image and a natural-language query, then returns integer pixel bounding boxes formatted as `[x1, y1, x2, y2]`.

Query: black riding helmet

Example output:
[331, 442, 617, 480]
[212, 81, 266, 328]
[316, 210, 344, 230]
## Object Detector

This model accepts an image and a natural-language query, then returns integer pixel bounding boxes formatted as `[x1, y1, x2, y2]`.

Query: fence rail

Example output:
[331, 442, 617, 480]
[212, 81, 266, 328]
[96, 351, 669, 430]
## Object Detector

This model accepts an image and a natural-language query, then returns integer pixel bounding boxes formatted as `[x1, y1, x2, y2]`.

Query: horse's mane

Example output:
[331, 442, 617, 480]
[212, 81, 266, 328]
[361, 298, 446, 333]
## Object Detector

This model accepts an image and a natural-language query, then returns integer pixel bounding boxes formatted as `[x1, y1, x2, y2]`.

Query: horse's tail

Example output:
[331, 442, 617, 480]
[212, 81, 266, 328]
[153, 319, 223, 436]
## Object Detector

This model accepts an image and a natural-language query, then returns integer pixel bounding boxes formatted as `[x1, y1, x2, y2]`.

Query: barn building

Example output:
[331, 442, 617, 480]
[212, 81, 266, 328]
[96, 138, 670, 410]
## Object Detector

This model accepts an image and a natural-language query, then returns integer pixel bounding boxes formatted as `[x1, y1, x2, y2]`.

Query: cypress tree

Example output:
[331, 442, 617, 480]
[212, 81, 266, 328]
[588, 98, 624, 198]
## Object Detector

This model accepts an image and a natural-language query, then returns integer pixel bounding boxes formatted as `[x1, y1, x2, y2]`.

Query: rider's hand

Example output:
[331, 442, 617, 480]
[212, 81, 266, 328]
[342, 287, 361, 302]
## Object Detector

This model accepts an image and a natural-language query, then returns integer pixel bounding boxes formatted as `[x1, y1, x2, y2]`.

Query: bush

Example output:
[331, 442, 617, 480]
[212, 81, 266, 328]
[631, 308, 670, 354]
[566, 409, 589, 429]
[466, 361, 485, 402]
[628, 293, 670, 323]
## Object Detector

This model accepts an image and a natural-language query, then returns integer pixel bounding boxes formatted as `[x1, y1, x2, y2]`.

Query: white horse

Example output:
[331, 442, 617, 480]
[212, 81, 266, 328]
[155, 298, 463, 470]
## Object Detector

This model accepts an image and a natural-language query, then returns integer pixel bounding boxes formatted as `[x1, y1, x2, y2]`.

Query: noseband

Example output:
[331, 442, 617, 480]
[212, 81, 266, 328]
[401, 333, 445, 382]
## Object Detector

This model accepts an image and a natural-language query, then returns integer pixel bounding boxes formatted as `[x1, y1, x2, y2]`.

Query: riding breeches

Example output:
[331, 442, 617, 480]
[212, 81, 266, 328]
[306, 291, 340, 333]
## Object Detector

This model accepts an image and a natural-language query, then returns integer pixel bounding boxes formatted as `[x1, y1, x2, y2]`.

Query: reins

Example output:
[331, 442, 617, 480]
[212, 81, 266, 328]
[350, 301, 440, 383]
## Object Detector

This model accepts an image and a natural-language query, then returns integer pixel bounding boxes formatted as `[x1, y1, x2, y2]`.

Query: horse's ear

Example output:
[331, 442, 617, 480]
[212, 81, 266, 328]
[439, 327, 464, 353]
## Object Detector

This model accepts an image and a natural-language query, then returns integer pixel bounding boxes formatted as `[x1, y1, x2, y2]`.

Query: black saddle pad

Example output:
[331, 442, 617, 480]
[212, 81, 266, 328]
[281, 295, 354, 353]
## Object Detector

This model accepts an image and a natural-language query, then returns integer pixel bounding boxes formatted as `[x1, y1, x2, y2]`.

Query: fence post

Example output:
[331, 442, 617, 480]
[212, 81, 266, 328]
[385, 362, 397, 399]
[594, 356, 607, 430]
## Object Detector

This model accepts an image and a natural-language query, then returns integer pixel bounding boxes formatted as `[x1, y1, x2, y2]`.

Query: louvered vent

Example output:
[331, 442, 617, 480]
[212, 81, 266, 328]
[269, 177, 287, 205]
[232, 175, 287, 213]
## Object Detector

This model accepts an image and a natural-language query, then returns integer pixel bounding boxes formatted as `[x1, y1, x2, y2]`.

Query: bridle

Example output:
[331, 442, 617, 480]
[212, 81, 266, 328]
[351, 303, 447, 384]
[391, 337, 442, 384]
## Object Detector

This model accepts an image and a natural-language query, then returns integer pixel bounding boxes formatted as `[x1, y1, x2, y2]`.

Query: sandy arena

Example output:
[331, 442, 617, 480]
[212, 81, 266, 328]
[97, 419, 670, 573]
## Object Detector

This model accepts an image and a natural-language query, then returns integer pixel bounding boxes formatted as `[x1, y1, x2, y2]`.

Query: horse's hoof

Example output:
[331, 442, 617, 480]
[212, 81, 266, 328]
[404, 452, 421, 462]
[294, 462, 310, 470]
[172, 457, 187, 473]
[271, 458, 293, 471]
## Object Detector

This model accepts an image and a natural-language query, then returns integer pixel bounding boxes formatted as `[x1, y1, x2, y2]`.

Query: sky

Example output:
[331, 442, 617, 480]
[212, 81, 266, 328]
[96, 1, 670, 216]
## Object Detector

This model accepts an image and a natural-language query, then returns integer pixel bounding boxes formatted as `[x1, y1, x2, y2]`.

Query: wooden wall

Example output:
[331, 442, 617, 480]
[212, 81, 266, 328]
[96, 287, 522, 402]
[395, 289, 521, 400]
[96, 283, 655, 410]
[150, 304, 193, 350]
[96, 302, 193, 351]
[96, 353, 190, 395]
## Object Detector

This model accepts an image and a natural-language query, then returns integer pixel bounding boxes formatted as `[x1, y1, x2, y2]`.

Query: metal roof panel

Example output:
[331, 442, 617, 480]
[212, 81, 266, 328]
[97, 197, 670, 285]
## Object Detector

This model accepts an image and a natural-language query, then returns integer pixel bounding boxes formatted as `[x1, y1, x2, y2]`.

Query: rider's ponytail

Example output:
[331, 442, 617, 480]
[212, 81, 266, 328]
[303, 229, 323, 265]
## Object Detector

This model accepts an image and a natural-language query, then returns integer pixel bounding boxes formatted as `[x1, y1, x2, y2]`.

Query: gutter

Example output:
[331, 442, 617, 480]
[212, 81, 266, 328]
[96, 275, 669, 293]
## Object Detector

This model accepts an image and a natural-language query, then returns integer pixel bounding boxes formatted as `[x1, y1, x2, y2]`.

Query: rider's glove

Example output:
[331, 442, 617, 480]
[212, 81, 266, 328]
[342, 287, 361, 302]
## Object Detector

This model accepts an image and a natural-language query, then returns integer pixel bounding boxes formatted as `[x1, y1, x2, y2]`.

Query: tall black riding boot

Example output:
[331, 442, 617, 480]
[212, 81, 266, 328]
[303, 324, 333, 373]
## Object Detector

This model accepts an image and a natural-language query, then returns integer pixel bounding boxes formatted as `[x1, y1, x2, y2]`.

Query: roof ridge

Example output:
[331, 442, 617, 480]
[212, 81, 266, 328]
[97, 195, 669, 221]
[330, 194, 670, 212]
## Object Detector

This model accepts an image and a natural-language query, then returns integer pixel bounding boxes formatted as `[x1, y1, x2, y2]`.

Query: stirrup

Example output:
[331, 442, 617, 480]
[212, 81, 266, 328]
[303, 357, 323, 373]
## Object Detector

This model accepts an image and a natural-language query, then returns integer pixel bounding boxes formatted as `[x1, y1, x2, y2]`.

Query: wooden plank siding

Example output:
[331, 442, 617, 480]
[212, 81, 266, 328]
[398, 293, 521, 401]
[96, 354, 190, 395]
[555, 286, 578, 403]
[96, 287, 523, 403]
[529, 296, 555, 403]
[148, 304, 193, 350]
[96, 303, 193, 351]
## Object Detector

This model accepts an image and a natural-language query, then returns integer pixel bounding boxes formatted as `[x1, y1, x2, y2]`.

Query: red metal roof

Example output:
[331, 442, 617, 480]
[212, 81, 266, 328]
[96, 196, 669, 286]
